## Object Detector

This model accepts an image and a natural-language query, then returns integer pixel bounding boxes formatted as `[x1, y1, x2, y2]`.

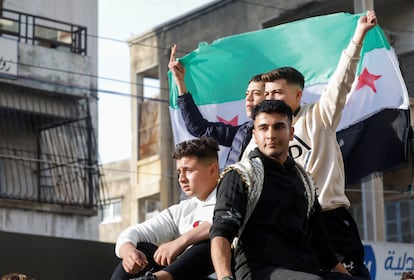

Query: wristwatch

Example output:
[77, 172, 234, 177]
[221, 276, 234, 280]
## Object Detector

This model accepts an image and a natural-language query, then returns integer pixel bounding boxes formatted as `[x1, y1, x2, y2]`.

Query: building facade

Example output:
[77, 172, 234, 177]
[0, 0, 103, 240]
[120, 0, 414, 242]
[99, 0, 414, 257]
[99, 159, 132, 243]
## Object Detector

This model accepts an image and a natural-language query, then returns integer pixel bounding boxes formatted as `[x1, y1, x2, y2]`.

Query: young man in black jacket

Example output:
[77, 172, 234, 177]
[210, 100, 356, 280]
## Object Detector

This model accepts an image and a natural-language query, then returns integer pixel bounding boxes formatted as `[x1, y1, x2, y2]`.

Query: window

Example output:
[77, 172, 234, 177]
[350, 198, 414, 243]
[145, 199, 160, 220]
[385, 199, 414, 243]
[0, 17, 19, 35]
[136, 74, 161, 159]
[349, 203, 365, 239]
[0, 160, 4, 191]
[138, 196, 160, 222]
[99, 198, 122, 224]
[385, 202, 400, 242]
[143, 77, 160, 98]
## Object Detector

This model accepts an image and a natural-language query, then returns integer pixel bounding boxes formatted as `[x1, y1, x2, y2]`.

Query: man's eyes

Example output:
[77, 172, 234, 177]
[258, 125, 285, 131]
[177, 169, 193, 175]
[275, 124, 285, 130]
[267, 90, 283, 95]
[247, 90, 263, 95]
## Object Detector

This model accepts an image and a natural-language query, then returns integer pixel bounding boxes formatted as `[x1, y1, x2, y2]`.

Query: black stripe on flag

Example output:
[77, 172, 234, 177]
[337, 108, 411, 187]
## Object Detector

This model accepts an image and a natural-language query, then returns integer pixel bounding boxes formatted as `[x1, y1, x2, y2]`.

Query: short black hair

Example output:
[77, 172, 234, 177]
[172, 137, 219, 162]
[248, 73, 263, 83]
[251, 99, 293, 123]
[261, 67, 305, 89]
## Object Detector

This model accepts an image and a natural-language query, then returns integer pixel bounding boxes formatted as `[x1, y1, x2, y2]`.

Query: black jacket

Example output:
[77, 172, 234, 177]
[177, 93, 252, 166]
[211, 150, 339, 279]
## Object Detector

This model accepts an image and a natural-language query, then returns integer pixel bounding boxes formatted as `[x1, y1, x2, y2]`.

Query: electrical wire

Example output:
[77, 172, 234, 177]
[0, 152, 175, 178]
[2, 60, 170, 97]
[12, 73, 169, 103]
[238, 0, 291, 11]
[1, 2, 414, 101]
[2, 2, 414, 180]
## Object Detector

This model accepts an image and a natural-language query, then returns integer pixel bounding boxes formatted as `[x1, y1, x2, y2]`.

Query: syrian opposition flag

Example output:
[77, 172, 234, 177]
[168, 12, 410, 185]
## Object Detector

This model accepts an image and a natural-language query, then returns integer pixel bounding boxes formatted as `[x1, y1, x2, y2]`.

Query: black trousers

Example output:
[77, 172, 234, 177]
[321, 207, 371, 279]
[321, 271, 371, 280]
[110, 240, 214, 280]
[249, 267, 370, 280]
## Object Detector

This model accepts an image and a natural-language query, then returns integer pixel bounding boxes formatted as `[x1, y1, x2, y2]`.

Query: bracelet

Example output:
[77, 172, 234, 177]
[221, 276, 234, 280]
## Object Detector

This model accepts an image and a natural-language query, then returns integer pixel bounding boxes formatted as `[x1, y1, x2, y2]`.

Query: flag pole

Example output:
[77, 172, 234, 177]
[353, 0, 386, 243]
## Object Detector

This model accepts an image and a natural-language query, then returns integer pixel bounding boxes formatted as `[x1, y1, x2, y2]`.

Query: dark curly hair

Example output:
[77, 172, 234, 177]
[172, 137, 219, 162]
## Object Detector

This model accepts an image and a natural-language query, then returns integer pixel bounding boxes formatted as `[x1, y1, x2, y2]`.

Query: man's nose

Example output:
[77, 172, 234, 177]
[178, 172, 187, 182]
[266, 128, 277, 138]
[265, 92, 276, 100]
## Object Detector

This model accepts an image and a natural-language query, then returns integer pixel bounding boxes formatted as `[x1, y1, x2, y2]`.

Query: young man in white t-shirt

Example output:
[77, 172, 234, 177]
[111, 137, 219, 280]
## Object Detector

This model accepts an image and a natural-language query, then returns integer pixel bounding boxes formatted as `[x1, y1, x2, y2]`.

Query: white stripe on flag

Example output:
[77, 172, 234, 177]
[170, 99, 247, 168]
[340, 48, 409, 130]
[303, 48, 409, 132]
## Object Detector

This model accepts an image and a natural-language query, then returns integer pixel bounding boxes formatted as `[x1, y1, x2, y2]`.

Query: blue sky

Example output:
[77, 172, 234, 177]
[98, 0, 215, 163]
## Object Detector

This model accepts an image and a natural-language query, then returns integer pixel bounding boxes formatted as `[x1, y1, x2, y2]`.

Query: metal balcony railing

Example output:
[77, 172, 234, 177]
[0, 8, 87, 55]
[0, 86, 106, 209]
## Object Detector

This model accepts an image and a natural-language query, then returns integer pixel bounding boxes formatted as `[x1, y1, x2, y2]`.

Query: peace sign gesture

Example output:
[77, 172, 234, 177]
[168, 44, 187, 94]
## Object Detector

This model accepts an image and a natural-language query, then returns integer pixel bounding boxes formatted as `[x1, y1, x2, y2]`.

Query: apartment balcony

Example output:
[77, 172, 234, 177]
[0, 8, 95, 97]
[0, 83, 105, 213]
[0, 9, 103, 214]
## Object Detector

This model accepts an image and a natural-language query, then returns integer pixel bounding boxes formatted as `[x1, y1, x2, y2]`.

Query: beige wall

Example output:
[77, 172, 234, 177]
[99, 159, 132, 243]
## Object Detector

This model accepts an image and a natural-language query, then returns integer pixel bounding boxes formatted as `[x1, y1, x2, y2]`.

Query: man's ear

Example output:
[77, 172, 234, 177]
[290, 126, 295, 141]
[296, 88, 303, 103]
[209, 161, 219, 175]
[253, 128, 258, 144]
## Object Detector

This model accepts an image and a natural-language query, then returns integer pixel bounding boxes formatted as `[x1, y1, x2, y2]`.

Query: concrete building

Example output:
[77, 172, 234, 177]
[99, 0, 414, 255]
[0, 0, 103, 240]
[99, 159, 132, 243]
[118, 0, 414, 245]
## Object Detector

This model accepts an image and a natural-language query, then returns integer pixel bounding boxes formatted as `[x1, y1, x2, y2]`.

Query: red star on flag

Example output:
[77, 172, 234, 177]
[217, 115, 238, 126]
[355, 67, 382, 93]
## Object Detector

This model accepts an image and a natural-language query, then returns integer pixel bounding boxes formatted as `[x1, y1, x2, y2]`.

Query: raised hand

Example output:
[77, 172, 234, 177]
[168, 44, 188, 94]
[353, 10, 377, 45]
[169, 44, 185, 80]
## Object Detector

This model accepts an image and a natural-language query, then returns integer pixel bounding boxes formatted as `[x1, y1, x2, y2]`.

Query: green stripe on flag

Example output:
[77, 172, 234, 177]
[169, 12, 390, 109]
